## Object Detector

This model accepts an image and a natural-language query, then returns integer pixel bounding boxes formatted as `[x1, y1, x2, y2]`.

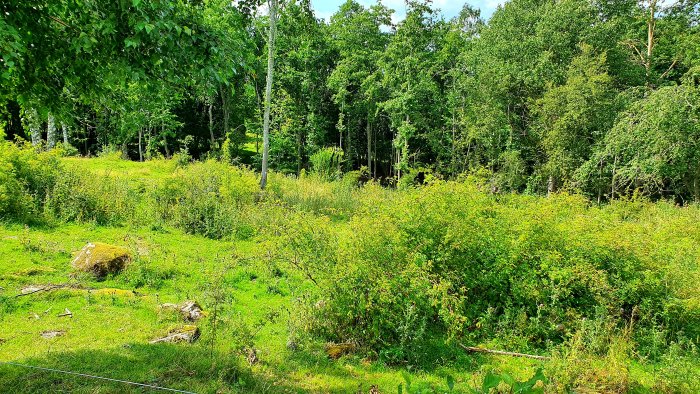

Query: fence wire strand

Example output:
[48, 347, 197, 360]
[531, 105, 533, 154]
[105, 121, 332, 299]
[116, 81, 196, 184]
[0, 361, 197, 393]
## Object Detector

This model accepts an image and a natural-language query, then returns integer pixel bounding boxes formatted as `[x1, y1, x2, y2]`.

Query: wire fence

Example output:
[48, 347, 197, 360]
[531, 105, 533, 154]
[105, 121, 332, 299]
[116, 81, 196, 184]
[0, 361, 197, 394]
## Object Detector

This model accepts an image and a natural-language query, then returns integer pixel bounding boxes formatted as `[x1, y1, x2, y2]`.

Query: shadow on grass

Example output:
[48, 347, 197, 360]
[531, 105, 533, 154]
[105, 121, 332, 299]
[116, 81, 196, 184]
[0, 343, 297, 393]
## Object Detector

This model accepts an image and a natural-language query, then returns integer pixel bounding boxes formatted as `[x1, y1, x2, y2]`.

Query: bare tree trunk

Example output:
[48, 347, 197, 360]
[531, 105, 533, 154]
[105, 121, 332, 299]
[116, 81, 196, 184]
[297, 129, 303, 175]
[46, 113, 57, 149]
[162, 123, 170, 158]
[138, 128, 143, 162]
[373, 123, 377, 179]
[367, 114, 372, 175]
[646, 0, 657, 87]
[208, 101, 215, 148]
[260, 0, 278, 190]
[61, 122, 69, 145]
[547, 175, 556, 196]
[611, 155, 618, 199]
[221, 87, 230, 139]
[27, 108, 42, 146]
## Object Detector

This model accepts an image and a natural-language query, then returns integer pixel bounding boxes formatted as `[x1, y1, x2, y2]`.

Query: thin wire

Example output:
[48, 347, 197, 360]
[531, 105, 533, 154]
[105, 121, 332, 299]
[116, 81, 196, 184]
[0, 361, 197, 394]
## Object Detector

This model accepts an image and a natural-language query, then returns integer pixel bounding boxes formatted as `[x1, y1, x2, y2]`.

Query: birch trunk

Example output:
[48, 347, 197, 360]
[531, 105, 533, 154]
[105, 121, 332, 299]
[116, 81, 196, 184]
[260, 0, 278, 189]
[208, 102, 215, 148]
[46, 113, 57, 149]
[366, 114, 372, 175]
[61, 122, 69, 145]
[138, 128, 144, 162]
[27, 108, 42, 146]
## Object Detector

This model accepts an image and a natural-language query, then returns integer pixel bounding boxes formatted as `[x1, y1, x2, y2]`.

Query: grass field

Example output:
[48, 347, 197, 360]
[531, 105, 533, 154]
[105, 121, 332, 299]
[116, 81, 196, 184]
[1, 151, 699, 393]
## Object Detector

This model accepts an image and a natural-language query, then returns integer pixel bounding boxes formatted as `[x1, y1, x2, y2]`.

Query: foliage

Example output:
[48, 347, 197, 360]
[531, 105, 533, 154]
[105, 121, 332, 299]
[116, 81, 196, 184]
[470, 369, 546, 394]
[0, 141, 61, 221]
[3, 0, 700, 201]
[0, 152, 699, 391]
[308, 147, 343, 180]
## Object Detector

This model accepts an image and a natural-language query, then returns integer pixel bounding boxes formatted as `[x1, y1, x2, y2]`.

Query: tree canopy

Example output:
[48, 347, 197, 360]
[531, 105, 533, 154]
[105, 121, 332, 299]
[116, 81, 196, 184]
[2, 0, 699, 201]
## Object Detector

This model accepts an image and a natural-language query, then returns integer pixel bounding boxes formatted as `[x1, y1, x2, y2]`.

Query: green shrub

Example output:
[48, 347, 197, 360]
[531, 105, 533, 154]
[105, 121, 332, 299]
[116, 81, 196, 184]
[152, 160, 258, 239]
[0, 141, 61, 221]
[45, 168, 137, 225]
[294, 180, 700, 363]
[309, 147, 343, 180]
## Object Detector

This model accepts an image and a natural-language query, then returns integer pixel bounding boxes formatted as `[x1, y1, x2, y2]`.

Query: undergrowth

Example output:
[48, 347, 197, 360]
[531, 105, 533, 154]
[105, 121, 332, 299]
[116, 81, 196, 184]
[1, 141, 699, 391]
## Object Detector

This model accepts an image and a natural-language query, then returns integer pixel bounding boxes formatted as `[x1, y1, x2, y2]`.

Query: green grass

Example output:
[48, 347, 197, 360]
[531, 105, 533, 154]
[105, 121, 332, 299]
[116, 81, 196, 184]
[1, 153, 699, 393]
[0, 222, 518, 393]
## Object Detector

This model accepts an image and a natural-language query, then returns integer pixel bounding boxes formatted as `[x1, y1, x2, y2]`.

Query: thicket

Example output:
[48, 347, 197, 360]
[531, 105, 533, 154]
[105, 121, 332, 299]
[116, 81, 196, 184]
[1, 143, 699, 388]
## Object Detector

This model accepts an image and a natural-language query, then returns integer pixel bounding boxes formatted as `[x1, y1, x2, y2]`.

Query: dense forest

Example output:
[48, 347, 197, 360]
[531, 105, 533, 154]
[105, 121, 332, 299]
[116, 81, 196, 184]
[2, 0, 699, 200]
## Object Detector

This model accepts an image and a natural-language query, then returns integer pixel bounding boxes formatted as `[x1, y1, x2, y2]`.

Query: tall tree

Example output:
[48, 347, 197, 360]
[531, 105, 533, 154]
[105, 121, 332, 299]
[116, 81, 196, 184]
[328, 1, 391, 175]
[260, 0, 278, 189]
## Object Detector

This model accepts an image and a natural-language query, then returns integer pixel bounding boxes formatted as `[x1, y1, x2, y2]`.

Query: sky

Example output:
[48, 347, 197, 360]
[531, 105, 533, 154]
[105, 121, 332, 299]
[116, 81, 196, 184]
[310, 0, 505, 23]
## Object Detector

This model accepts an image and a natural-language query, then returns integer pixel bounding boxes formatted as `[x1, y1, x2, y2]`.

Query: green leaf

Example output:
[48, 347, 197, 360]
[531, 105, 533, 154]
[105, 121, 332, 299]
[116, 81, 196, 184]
[500, 373, 515, 386]
[132, 0, 141, 7]
[482, 372, 500, 392]
[401, 371, 412, 389]
[446, 374, 455, 392]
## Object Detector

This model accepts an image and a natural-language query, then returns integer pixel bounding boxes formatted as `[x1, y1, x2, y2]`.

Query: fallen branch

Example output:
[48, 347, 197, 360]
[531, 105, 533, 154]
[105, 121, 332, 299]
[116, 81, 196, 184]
[16, 284, 68, 297]
[460, 344, 550, 361]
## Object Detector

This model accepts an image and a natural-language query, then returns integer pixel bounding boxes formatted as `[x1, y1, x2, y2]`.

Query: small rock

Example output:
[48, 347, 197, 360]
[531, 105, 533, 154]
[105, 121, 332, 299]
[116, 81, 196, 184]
[71, 242, 131, 278]
[21, 285, 49, 295]
[246, 347, 259, 365]
[325, 342, 356, 359]
[58, 308, 73, 318]
[286, 338, 298, 351]
[150, 325, 200, 344]
[160, 301, 205, 322]
[41, 330, 65, 339]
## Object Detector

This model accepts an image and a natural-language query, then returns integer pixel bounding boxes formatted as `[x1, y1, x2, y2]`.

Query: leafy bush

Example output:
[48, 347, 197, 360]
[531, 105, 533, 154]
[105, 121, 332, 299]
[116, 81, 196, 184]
[152, 160, 258, 239]
[309, 147, 343, 180]
[294, 180, 700, 363]
[45, 168, 137, 225]
[0, 141, 61, 221]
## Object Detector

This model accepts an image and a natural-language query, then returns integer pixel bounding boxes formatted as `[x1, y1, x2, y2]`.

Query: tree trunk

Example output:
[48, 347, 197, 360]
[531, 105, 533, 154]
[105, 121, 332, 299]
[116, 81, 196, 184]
[208, 101, 215, 148]
[162, 124, 170, 158]
[27, 108, 42, 146]
[221, 87, 230, 139]
[61, 122, 69, 145]
[373, 123, 377, 179]
[611, 155, 618, 199]
[260, 0, 278, 190]
[547, 175, 556, 196]
[46, 113, 57, 149]
[138, 128, 143, 162]
[367, 114, 372, 175]
[646, 0, 657, 87]
[297, 129, 303, 175]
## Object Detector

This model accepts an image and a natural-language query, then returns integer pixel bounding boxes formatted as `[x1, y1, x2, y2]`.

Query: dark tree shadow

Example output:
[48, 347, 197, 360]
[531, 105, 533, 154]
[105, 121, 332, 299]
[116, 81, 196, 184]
[0, 343, 301, 393]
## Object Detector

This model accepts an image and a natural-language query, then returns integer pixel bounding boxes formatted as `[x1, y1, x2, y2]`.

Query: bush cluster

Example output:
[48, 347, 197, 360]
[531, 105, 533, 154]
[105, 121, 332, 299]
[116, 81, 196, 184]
[292, 181, 700, 364]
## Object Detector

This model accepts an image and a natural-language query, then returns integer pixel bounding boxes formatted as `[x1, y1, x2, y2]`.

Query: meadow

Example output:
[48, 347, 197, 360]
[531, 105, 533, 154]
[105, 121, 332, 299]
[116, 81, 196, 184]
[1, 142, 699, 393]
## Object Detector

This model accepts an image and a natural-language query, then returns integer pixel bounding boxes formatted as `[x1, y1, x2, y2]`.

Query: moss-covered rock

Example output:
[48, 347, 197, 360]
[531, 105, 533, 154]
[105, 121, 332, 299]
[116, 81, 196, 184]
[71, 242, 131, 278]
